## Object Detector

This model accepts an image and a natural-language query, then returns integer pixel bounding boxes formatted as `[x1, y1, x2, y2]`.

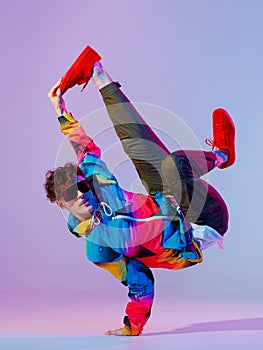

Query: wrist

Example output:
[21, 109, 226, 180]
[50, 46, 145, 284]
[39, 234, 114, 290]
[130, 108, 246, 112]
[122, 325, 141, 336]
[55, 106, 63, 117]
[55, 106, 68, 117]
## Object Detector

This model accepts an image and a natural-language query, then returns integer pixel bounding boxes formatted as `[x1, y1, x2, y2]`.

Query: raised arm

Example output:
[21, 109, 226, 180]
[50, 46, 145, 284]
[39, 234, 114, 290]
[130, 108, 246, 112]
[48, 80, 101, 161]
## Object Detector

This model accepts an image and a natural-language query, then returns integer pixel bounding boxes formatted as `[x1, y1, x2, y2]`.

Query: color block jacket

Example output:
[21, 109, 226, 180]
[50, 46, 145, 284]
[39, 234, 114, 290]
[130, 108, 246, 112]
[58, 113, 203, 336]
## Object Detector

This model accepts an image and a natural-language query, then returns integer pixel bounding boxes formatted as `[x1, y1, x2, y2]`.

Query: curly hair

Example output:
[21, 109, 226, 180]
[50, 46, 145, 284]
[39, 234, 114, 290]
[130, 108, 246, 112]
[44, 163, 77, 202]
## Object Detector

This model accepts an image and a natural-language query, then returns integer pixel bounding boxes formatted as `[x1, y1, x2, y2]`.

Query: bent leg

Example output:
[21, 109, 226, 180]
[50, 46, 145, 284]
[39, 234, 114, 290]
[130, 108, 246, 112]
[161, 150, 229, 234]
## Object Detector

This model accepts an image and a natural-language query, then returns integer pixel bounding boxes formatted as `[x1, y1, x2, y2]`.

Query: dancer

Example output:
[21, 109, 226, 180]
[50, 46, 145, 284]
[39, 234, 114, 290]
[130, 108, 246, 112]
[45, 46, 235, 336]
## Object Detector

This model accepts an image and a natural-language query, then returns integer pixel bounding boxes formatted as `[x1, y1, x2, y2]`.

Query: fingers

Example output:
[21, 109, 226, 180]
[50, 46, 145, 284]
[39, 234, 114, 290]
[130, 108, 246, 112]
[47, 79, 62, 99]
[47, 79, 66, 116]
[105, 328, 127, 336]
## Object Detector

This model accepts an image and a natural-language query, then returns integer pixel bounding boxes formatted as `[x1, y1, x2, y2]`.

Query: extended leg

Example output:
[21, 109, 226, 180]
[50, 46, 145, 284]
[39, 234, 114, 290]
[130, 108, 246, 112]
[92, 63, 170, 196]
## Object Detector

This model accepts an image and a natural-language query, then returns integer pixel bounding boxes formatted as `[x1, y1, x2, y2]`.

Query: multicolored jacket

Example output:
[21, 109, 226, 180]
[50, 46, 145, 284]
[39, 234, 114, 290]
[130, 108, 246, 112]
[58, 113, 203, 336]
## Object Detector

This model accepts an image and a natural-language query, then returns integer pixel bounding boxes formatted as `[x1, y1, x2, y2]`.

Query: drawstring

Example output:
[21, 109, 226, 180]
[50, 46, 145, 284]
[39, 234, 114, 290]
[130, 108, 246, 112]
[112, 214, 179, 222]
[90, 200, 180, 227]
[90, 210, 101, 228]
[100, 202, 113, 216]
[90, 201, 114, 228]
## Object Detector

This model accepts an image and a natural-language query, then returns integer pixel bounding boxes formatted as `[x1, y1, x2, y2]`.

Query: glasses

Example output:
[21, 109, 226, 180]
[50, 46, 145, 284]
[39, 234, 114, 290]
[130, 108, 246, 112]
[63, 180, 91, 202]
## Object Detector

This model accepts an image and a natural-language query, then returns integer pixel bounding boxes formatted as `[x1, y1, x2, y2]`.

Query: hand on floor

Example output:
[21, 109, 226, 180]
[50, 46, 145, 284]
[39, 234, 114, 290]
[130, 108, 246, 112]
[105, 328, 127, 336]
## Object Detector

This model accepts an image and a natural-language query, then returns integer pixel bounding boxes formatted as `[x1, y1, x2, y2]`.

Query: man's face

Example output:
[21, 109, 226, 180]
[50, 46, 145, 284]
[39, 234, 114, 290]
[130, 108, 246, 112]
[56, 181, 97, 221]
[59, 190, 94, 221]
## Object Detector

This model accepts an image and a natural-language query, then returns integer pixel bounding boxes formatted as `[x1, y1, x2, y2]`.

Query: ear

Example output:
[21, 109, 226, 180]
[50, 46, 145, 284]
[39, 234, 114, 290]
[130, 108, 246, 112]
[55, 200, 66, 209]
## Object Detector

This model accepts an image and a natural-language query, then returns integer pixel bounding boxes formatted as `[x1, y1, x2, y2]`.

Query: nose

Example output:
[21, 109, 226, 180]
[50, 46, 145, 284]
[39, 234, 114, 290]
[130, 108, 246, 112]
[77, 191, 83, 199]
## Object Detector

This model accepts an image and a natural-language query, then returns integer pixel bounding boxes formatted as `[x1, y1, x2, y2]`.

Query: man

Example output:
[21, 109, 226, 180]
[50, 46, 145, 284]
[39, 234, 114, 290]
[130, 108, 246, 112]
[45, 46, 235, 336]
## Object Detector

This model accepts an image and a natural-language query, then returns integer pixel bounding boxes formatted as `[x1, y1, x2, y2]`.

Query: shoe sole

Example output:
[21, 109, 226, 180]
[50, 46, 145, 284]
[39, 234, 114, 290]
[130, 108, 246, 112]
[212, 108, 236, 169]
[60, 46, 101, 94]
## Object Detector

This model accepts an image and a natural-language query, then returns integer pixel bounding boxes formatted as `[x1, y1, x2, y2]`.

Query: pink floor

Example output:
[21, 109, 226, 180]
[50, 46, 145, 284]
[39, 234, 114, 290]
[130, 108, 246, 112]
[0, 292, 262, 350]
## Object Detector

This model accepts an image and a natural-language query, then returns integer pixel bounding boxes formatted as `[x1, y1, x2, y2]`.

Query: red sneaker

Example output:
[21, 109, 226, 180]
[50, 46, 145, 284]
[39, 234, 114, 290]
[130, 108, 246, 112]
[59, 46, 101, 95]
[205, 108, 236, 169]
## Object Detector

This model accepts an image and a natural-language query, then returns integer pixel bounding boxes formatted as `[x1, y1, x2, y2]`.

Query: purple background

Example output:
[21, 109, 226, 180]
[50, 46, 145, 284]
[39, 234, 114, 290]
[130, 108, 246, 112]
[0, 0, 262, 302]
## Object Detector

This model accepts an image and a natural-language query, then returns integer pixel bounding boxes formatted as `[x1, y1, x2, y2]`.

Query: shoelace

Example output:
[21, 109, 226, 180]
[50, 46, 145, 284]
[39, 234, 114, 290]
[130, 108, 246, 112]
[206, 122, 227, 149]
[206, 121, 227, 149]
[205, 138, 215, 149]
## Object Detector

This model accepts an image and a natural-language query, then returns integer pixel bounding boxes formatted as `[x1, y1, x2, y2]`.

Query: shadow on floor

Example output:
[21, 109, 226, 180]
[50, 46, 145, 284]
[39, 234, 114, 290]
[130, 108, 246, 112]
[143, 317, 263, 336]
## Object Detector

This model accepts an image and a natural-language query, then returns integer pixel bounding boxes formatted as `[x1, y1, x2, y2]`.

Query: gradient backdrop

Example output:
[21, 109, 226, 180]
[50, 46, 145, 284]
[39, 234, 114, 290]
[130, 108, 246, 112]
[0, 0, 262, 331]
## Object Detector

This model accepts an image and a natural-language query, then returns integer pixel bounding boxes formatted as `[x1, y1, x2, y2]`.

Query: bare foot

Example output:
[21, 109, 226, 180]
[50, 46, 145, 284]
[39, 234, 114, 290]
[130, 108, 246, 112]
[105, 328, 127, 336]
